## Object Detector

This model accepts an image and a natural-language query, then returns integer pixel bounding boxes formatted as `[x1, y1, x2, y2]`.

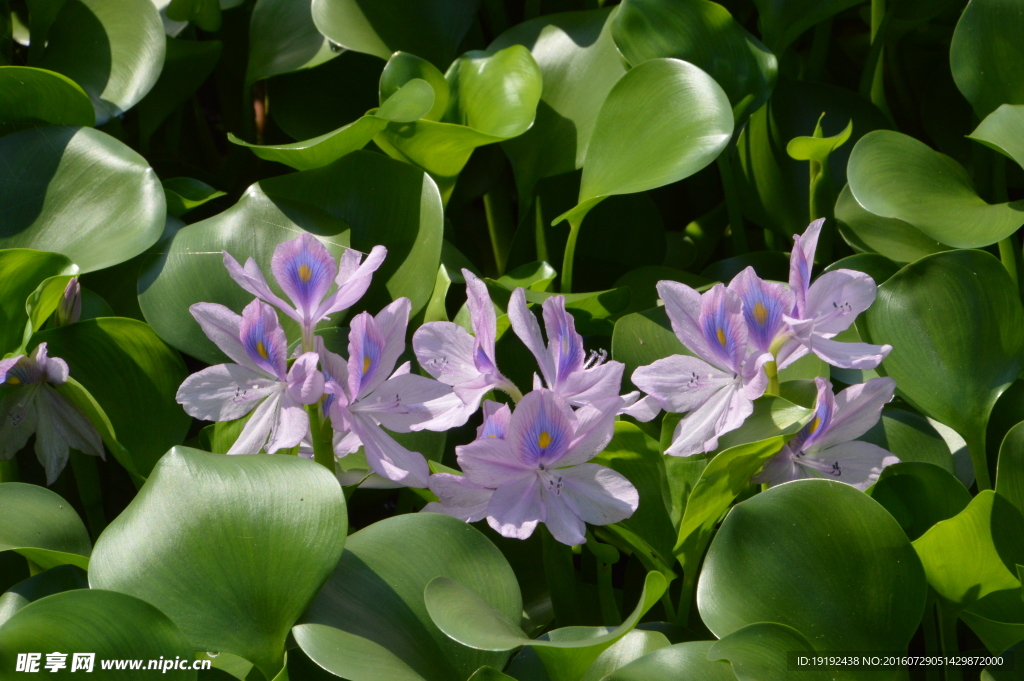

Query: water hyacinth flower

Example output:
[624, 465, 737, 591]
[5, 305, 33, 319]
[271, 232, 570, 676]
[444, 389, 638, 545]
[633, 283, 771, 457]
[753, 376, 899, 489]
[777, 218, 891, 369]
[422, 401, 511, 521]
[176, 299, 324, 454]
[55, 277, 82, 327]
[414, 271, 522, 421]
[222, 233, 386, 348]
[508, 289, 624, 407]
[318, 298, 464, 489]
[0, 344, 104, 485]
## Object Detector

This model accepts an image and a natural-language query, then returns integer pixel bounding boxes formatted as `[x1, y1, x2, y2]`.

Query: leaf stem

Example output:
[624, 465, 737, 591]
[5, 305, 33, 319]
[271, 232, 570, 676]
[484, 190, 515, 276]
[967, 431, 992, 491]
[922, 591, 942, 681]
[596, 559, 621, 626]
[307, 405, 335, 472]
[70, 450, 107, 539]
[806, 17, 833, 82]
[717, 150, 748, 255]
[561, 217, 583, 293]
[999, 237, 1019, 289]
[863, 0, 893, 121]
[937, 600, 963, 681]
[763, 360, 780, 396]
[541, 524, 580, 626]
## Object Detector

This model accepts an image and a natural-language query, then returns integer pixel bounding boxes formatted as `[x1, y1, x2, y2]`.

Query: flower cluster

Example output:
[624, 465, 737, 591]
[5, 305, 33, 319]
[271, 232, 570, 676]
[631, 219, 899, 487]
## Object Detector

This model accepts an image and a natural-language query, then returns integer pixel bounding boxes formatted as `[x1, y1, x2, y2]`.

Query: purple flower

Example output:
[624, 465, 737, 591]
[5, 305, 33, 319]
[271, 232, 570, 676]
[753, 377, 899, 490]
[56, 277, 81, 327]
[319, 298, 464, 489]
[0, 344, 104, 484]
[727, 267, 794, 353]
[175, 299, 324, 454]
[778, 219, 892, 369]
[222, 234, 387, 348]
[434, 389, 637, 546]
[632, 283, 771, 457]
[508, 289, 624, 407]
[413, 270, 522, 420]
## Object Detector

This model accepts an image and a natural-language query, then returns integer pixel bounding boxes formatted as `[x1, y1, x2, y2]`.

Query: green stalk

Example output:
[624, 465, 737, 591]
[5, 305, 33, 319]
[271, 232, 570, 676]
[922, 592, 941, 681]
[596, 560, 621, 626]
[0, 458, 18, 483]
[534, 196, 549, 264]
[864, 0, 892, 120]
[675, 570, 697, 628]
[541, 525, 580, 626]
[967, 431, 992, 492]
[561, 217, 583, 294]
[763, 361, 780, 396]
[484, 190, 516, 276]
[806, 17, 833, 82]
[999, 237, 1019, 289]
[70, 451, 107, 539]
[307, 405, 335, 472]
[937, 601, 963, 681]
[717, 150, 748, 255]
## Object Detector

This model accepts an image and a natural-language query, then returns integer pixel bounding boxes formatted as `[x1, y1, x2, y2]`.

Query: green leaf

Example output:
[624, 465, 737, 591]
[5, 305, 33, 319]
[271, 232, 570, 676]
[835, 184, 951, 264]
[611, 0, 776, 125]
[697, 479, 927, 652]
[311, 0, 480, 69]
[54, 375, 139, 482]
[848, 130, 1024, 248]
[861, 249, 1024, 491]
[24, 274, 74, 342]
[33, 0, 166, 123]
[0, 564, 88, 627]
[950, 0, 1024, 117]
[787, 117, 853, 162]
[997, 421, 1024, 517]
[750, 0, 862, 54]
[293, 513, 520, 681]
[858, 408, 956, 474]
[673, 437, 788, 578]
[0, 126, 166, 272]
[373, 46, 542, 201]
[969, 104, 1024, 171]
[913, 490, 1024, 611]
[579, 630, 670, 681]
[0, 65, 94, 137]
[139, 151, 442, 364]
[611, 307, 685, 391]
[613, 267, 710, 318]
[0, 589, 197, 679]
[0, 248, 76, 354]
[380, 52, 450, 122]
[32, 318, 190, 479]
[165, 0, 220, 32]
[700, 251, 788, 283]
[0, 482, 91, 571]
[605, 641, 737, 681]
[708, 622, 829, 681]
[493, 8, 626, 207]
[961, 589, 1024, 654]
[246, 0, 339, 84]
[423, 264, 452, 323]
[230, 79, 436, 171]
[593, 423, 677, 564]
[554, 58, 732, 228]
[497, 261, 557, 292]
[162, 177, 226, 218]
[90, 447, 347, 679]
[822, 253, 900, 285]
[423, 571, 667, 681]
[867, 462, 972, 541]
[138, 36, 222, 147]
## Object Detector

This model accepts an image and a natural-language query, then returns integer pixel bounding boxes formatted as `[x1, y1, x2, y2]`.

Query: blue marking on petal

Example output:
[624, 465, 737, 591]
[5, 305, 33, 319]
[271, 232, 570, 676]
[551, 314, 584, 382]
[740, 283, 787, 351]
[790, 388, 835, 453]
[519, 400, 571, 464]
[701, 294, 741, 367]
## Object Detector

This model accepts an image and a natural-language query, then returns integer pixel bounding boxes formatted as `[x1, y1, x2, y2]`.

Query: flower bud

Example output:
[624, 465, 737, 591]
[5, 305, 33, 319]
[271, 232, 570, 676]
[56, 277, 81, 327]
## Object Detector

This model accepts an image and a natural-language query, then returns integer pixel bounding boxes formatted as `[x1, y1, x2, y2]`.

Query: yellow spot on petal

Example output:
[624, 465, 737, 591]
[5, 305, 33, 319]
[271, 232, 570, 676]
[716, 328, 727, 346]
[5, 376, 21, 385]
[753, 302, 768, 325]
[488, 434, 497, 438]
[256, 341, 269, 359]
[362, 356, 372, 375]
[808, 416, 822, 434]
[538, 431, 552, 449]
[298, 264, 313, 282]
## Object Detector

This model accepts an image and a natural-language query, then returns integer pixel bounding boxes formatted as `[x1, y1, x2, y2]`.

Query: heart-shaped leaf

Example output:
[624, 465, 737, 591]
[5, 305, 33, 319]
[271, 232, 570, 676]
[610, 0, 776, 125]
[867, 462, 972, 541]
[0, 126, 166, 272]
[861, 249, 1024, 490]
[605, 641, 737, 681]
[950, 0, 1024, 117]
[969, 104, 1024, 171]
[89, 447, 347, 678]
[554, 58, 732, 229]
[0, 482, 91, 570]
[162, 177, 226, 218]
[835, 183, 950, 264]
[611, 307, 685, 390]
[230, 78, 435, 171]
[139, 150, 442, 364]
[697, 479, 927, 652]
[311, 0, 480, 69]
[33, 0, 165, 123]
[0, 66, 94, 136]
[912, 490, 1024, 611]
[424, 571, 667, 681]
[31, 318, 190, 479]
[0, 589, 197, 679]
[493, 8, 626, 208]
[293, 512, 521, 681]
[708, 622, 830, 681]
[848, 130, 1024, 248]
[0, 564, 88, 627]
[246, 0, 339, 84]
